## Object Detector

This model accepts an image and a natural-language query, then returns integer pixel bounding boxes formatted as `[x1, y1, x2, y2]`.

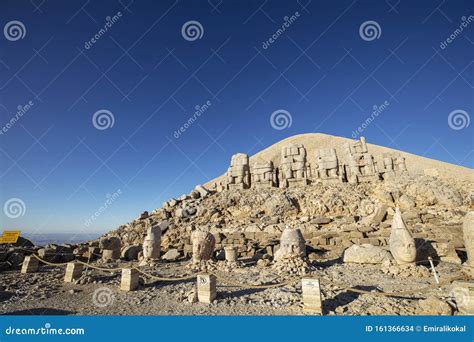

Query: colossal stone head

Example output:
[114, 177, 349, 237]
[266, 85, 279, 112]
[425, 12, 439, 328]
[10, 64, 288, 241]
[191, 231, 216, 263]
[142, 225, 161, 260]
[275, 227, 306, 260]
[389, 208, 416, 265]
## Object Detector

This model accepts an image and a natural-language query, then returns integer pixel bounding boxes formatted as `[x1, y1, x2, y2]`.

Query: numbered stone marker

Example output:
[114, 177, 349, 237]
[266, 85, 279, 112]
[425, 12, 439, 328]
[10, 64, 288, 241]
[302, 278, 322, 314]
[64, 262, 83, 283]
[21, 256, 39, 273]
[197, 274, 216, 304]
[121, 268, 139, 291]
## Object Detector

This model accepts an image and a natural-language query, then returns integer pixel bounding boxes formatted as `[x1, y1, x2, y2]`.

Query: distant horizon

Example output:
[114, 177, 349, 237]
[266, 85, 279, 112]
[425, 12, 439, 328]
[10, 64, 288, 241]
[1, 0, 472, 235]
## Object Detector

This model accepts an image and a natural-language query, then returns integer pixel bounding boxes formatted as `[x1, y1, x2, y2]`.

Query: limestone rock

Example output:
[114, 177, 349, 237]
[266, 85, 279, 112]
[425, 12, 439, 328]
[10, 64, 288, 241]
[99, 237, 121, 250]
[162, 249, 181, 261]
[418, 296, 452, 315]
[121, 245, 142, 260]
[343, 244, 391, 264]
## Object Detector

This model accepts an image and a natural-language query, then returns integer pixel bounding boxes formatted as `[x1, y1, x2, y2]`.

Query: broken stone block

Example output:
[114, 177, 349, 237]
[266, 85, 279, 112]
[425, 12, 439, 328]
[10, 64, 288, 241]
[102, 249, 120, 261]
[389, 208, 416, 265]
[451, 280, 474, 315]
[251, 161, 277, 188]
[121, 268, 139, 291]
[418, 296, 452, 315]
[314, 148, 343, 183]
[21, 255, 39, 273]
[197, 274, 216, 304]
[224, 246, 238, 262]
[99, 236, 121, 250]
[138, 211, 149, 220]
[64, 262, 83, 283]
[195, 185, 210, 198]
[343, 244, 391, 264]
[302, 278, 322, 314]
[162, 249, 181, 261]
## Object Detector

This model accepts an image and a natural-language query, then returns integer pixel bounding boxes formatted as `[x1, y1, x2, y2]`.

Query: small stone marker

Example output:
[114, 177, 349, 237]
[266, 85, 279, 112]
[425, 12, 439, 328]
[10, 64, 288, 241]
[224, 246, 238, 262]
[451, 280, 474, 315]
[21, 255, 39, 273]
[197, 274, 216, 304]
[301, 278, 322, 314]
[121, 268, 139, 291]
[64, 262, 83, 283]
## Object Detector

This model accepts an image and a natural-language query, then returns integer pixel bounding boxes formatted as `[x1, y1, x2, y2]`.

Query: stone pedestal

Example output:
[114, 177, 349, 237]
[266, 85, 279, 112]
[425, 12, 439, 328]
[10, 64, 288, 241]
[197, 274, 216, 304]
[21, 256, 39, 273]
[102, 249, 120, 261]
[64, 262, 83, 283]
[121, 268, 139, 291]
[451, 280, 474, 315]
[224, 246, 238, 262]
[302, 278, 322, 314]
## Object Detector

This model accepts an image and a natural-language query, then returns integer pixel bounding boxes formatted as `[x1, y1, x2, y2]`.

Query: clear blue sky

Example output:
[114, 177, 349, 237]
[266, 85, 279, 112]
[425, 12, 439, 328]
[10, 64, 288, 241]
[0, 0, 472, 235]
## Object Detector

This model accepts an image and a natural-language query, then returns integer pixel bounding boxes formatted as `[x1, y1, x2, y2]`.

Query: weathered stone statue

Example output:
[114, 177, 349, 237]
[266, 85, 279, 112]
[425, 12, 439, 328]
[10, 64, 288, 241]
[394, 155, 408, 173]
[279, 144, 311, 188]
[142, 225, 161, 260]
[192, 231, 215, 263]
[226, 153, 250, 190]
[251, 161, 277, 188]
[314, 148, 343, 183]
[463, 211, 474, 277]
[389, 208, 416, 265]
[376, 154, 396, 179]
[274, 227, 306, 260]
[343, 137, 379, 183]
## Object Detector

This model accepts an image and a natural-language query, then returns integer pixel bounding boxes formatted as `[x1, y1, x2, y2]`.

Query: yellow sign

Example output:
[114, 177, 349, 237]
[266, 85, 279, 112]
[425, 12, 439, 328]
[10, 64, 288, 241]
[0, 230, 21, 244]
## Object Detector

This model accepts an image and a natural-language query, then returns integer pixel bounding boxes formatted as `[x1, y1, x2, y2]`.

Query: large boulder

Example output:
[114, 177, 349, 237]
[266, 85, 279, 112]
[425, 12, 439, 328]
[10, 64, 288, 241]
[99, 236, 121, 250]
[121, 245, 142, 260]
[343, 244, 391, 264]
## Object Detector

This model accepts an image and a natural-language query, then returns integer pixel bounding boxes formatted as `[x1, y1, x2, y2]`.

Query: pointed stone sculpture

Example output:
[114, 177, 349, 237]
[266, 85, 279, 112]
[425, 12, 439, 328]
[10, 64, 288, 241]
[462, 211, 474, 278]
[192, 231, 215, 263]
[389, 208, 416, 265]
[142, 225, 161, 260]
[274, 227, 306, 261]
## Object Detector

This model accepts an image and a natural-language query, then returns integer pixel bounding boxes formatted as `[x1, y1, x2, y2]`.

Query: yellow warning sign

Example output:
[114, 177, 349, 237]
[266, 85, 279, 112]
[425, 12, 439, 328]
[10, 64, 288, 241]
[0, 230, 21, 244]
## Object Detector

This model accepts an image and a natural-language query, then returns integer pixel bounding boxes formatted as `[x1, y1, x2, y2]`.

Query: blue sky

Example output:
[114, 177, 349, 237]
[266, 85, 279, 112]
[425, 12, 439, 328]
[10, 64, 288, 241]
[0, 0, 472, 235]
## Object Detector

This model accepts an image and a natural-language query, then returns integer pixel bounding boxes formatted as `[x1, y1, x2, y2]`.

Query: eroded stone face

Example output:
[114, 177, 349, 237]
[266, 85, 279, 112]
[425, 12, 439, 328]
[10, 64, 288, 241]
[274, 227, 306, 260]
[143, 225, 161, 260]
[191, 231, 215, 263]
[389, 208, 416, 265]
[463, 211, 474, 267]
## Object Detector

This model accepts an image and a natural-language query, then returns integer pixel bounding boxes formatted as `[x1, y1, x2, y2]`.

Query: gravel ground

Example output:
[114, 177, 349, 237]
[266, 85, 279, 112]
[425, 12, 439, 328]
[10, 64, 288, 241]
[0, 257, 463, 316]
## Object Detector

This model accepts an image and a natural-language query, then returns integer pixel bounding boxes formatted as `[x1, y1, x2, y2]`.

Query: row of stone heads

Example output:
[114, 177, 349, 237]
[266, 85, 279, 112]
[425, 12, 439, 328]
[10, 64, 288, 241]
[223, 137, 409, 189]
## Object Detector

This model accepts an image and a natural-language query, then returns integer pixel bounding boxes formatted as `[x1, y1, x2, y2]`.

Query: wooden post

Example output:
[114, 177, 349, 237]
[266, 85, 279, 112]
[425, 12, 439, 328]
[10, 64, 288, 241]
[21, 256, 39, 273]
